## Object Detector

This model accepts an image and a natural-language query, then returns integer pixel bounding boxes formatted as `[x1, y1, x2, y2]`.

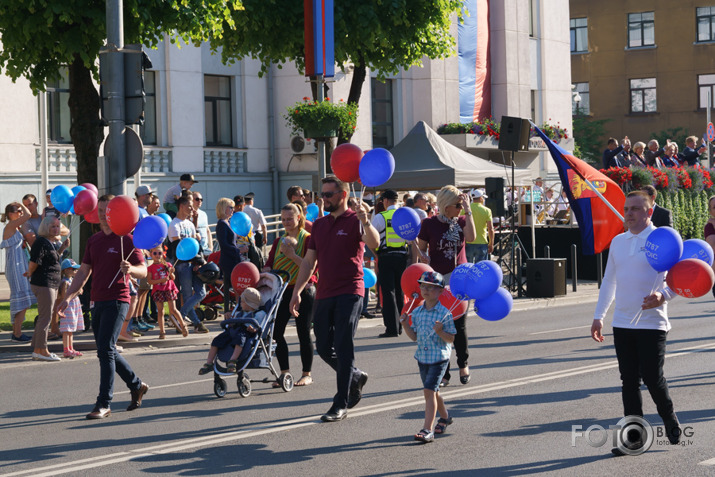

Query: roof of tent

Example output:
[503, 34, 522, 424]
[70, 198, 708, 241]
[379, 121, 532, 191]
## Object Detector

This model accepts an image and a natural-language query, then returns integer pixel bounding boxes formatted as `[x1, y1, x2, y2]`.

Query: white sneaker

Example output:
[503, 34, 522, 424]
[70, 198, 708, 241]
[35, 353, 61, 362]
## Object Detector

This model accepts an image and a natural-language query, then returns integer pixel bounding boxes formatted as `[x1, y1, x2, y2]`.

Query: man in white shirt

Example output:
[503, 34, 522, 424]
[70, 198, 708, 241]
[591, 190, 681, 454]
[412, 193, 429, 221]
[168, 196, 208, 333]
[135, 185, 153, 219]
[243, 192, 268, 248]
[191, 192, 213, 256]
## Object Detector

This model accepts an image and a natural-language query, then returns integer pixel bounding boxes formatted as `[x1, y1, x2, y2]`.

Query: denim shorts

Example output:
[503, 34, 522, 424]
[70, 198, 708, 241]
[418, 360, 449, 392]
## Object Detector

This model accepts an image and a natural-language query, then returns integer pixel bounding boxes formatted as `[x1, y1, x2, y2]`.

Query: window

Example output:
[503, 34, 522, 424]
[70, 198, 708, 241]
[371, 78, 394, 149]
[572, 83, 590, 115]
[630, 78, 657, 113]
[46, 69, 71, 143]
[697, 7, 715, 42]
[699, 74, 715, 108]
[570, 18, 588, 52]
[628, 12, 655, 48]
[140, 71, 157, 145]
[204, 75, 232, 147]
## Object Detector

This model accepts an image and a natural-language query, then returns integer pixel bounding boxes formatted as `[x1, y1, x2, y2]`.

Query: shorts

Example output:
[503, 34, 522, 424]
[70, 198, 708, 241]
[418, 360, 449, 392]
[153, 288, 179, 303]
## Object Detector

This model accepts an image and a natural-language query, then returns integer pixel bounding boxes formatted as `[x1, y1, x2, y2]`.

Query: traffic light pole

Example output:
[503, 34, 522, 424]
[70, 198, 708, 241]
[103, 0, 127, 196]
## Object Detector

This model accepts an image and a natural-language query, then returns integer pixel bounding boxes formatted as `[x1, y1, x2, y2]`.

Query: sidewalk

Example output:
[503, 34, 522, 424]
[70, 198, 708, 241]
[0, 274, 601, 354]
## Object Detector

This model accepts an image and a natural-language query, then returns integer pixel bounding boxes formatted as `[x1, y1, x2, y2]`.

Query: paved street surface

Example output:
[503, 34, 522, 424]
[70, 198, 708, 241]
[2, 289, 715, 476]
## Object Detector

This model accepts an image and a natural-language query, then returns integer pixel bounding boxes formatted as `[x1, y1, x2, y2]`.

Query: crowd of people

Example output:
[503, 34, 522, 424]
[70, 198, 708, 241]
[1, 172, 699, 447]
[602, 135, 708, 169]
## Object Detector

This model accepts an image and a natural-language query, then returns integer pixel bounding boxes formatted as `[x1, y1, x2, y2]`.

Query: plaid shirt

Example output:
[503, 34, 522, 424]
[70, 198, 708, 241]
[410, 302, 456, 364]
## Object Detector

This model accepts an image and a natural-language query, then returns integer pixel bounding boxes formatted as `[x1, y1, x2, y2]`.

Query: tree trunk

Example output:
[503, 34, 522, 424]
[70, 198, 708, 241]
[68, 55, 104, 257]
[338, 55, 366, 145]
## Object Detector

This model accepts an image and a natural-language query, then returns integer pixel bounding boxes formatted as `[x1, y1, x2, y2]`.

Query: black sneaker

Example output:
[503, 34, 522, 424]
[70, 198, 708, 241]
[11, 333, 31, 342]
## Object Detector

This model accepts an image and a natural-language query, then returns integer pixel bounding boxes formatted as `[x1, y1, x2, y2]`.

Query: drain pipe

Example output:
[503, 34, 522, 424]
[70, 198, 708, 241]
[267, 65, 280, 215]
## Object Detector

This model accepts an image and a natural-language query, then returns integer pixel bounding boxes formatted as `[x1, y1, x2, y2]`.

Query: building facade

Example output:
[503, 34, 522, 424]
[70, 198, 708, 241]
[570, 0, 715, 149]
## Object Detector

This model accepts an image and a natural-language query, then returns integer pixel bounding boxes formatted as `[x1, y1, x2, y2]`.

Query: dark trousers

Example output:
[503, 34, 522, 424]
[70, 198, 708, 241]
[313, 294, 363, 409]
[443, 315, 469, 382]
[222, 266, 234, 315]
[274, 285, 315, 372]
[92, 300, 142, 408]
[613, 327, 675, 421]
[377, 252, 407, 335]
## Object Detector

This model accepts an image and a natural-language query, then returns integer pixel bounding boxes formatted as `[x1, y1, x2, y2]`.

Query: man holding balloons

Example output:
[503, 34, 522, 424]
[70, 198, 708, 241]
[371, 190, 408, 338]
[169, 196, 208, 334]
[57, 195, 149, 419]
[289, 175, 380, 422]
[591, 190, 682, 452]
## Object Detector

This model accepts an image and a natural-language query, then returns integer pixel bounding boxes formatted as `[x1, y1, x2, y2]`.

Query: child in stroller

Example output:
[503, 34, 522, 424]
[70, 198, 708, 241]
[198, 287, 264, 375]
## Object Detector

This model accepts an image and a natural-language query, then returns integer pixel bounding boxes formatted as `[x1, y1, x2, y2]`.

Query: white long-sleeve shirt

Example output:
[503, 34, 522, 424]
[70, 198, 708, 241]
[593, 223, 675, 331]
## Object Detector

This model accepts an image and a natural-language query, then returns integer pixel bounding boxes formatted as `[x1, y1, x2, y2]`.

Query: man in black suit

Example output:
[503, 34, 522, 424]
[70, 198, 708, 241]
[602, 137, 624, 169]
[641, 185, 673, 228]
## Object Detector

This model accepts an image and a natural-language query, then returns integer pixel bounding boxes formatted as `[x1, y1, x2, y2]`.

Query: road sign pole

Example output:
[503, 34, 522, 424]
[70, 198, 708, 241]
[104, 0, 127, 196]
[707, 91, 712, 169]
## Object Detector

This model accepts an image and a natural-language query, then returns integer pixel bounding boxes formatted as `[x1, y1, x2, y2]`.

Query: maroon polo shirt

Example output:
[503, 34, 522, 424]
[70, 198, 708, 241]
[83, 231, 144, 303]
[308, 208, 365, 299]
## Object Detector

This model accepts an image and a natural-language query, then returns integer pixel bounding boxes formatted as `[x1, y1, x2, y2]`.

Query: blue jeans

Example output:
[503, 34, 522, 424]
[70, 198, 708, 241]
[92, 300, 141, 408]
[419, 360, 449, 392]
[176, 262, 206, 326]
[465, 243, 489, 263]
[313, 294, 363, 409]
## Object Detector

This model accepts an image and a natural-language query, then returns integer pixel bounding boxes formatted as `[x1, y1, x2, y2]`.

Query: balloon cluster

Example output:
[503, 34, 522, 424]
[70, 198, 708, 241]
[50, 183, 100, 220]
[645, 226, 715, 298]
[330, 143, 395, 189]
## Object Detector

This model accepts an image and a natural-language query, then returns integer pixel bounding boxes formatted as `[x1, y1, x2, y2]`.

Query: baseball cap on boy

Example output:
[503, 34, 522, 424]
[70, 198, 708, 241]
[417, 271, 445, 288]
[61, 258, 81, 271]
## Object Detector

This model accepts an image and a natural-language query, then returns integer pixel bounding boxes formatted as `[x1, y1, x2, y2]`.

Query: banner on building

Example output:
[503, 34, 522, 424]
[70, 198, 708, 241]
[458, 0, 491, 123]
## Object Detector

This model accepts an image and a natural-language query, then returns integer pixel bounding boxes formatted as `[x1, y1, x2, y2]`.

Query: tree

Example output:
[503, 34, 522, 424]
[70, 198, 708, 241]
[572, 114, 610, 166]
[0, 0, 239, 249]
[214, 0, 463, 143]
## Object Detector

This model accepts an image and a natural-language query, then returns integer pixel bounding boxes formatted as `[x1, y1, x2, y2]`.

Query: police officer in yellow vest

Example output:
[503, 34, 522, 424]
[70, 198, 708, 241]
[370, 190, 408, 337]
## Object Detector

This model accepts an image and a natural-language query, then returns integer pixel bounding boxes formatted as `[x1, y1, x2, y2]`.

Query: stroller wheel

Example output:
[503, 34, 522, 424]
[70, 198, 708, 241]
[204, 307, 218, 321]
[214, 379, 227, 398]
[238, 376, 251, 397]
[195, 308, 205, 322]
[279, 373, 294, 392]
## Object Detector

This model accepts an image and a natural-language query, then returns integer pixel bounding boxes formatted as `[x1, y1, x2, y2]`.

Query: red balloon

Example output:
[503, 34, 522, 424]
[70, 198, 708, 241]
[666, 258, 715, 298]
[105, 195, 139, 236]
[330, 143, 363, 182]
[81, 183, 98, 195]
[401, 296, 424, 326]
[85, 206, 100, 224]
[73, 189, 98, 216]
[231, 262, 260, 296]
[401, 263, 433, 300]
[439, 286, 469, 320]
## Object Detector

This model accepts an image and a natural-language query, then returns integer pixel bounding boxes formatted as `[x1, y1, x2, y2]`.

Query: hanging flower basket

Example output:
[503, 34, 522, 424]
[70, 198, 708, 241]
[284, 97, 358, 141]
[303, 121, 340, 139]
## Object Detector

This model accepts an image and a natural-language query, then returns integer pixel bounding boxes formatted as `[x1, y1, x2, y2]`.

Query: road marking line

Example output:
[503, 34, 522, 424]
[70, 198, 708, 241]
[529, 325, 591, 335]
[6, 341, 715, 477]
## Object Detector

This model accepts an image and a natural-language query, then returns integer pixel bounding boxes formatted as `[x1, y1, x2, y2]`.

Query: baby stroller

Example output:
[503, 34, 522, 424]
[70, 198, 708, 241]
[211, 270, 294, 398]
[197, 251, 232, 321]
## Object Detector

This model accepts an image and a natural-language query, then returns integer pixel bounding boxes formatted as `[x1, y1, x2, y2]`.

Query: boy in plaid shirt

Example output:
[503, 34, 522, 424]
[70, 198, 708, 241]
[400, 271, 457, 443]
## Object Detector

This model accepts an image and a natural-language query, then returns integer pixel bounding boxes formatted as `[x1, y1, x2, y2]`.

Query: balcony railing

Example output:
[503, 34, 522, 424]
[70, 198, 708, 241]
[203, 149, 247, 174]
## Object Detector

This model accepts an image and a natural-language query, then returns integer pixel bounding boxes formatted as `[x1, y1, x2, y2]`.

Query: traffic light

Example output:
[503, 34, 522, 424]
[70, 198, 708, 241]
[99, 44, 153, 125]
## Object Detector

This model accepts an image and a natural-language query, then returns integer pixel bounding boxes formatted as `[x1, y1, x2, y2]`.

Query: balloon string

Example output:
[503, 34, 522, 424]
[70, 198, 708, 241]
[107, 245, 136, 289]
[360, 185, 366, 205]
[630, 272, 663, 326]
[67, 219, 85, 238]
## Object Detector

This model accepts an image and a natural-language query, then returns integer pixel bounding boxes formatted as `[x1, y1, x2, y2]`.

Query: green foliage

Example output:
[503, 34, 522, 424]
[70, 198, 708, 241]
[0, 0, 241, 91]
[284, 98, 358, 142]
[658, 188, 713, 239]
[652, 127, 690, 150]
[572, 115, 610, 166]
[630, 167, 653, 188]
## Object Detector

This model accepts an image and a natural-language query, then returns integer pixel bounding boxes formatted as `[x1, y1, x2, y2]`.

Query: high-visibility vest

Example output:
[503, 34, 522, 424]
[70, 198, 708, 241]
[378, 209, 407, 253]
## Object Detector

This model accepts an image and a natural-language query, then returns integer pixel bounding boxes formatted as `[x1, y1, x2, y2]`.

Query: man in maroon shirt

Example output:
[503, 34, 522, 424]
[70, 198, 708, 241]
[290, 176, 379, 422]
[57, 195, 149, 420]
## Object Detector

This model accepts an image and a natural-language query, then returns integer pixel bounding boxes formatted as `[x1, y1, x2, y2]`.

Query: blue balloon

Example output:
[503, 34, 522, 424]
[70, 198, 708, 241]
[306, 203, 319, 222]
[176, 237, 200, 261]
[448, 263, 473, 299]
[157, 213, 172, 228]
[466, 260, 503, 300]
[229, 212, 252, 237]
[50, 185, 74, 214]
[681, 238, 714, 266]
[133, 216, 168, 250]
[644, 226, 683, 272]
[363, 267, 377, 288]
[359, 148, 395, 187]
[391, 207, 421, 241]
[474, 287, 513, 322]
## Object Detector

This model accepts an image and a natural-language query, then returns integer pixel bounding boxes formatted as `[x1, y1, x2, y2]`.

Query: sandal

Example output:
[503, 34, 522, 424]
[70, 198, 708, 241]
[226, 360, 238, 374]
[434, 416, 453, 435]
[440, 379, 449, 388]
[295, 375, 313, 386]
[71, 350, 83, 357]
[159, 332, 166, 340]
[198, 363, 213, 375]
[181, 327, 188, 338]
[414, 428, 434, 443]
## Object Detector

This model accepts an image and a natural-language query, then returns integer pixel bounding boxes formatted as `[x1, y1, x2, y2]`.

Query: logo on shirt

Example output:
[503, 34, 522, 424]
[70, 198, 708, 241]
[336, 229, 348, 236]
[107, 247, 119, 254]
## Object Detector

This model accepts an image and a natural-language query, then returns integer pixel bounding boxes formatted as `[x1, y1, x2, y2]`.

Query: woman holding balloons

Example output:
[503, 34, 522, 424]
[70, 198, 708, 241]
[264, 203, 316, 387]
[416, 186, 475, 386]
[215, 197, 243, 315]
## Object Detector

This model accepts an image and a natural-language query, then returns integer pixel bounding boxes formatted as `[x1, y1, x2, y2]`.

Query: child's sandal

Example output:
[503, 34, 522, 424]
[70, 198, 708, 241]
[434, 416, 453, 435]
[414, 428, 434, 443]
[159, 332, 166, 340]
[226, 360, 238, 373]
[198, 363, 213, 375]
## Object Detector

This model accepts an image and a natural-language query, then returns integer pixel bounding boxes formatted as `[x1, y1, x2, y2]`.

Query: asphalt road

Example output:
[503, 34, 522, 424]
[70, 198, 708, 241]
[2, 296, 715, 476]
